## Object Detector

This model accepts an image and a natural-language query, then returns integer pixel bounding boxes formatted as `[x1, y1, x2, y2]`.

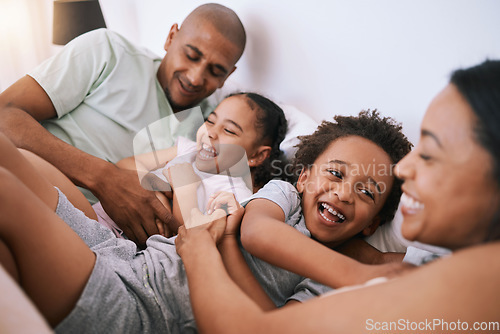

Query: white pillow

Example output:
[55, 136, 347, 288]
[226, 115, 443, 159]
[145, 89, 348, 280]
[279, 104, 318, 161]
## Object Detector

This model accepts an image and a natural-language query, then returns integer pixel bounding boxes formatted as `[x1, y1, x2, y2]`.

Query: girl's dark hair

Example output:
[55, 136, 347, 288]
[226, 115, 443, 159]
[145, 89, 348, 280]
[293, 110, 412, 225]
[229, 92, 288, 189]
[450, 59, 500, 240]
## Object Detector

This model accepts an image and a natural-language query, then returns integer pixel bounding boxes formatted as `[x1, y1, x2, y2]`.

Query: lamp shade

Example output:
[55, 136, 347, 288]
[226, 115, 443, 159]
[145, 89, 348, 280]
[53, 0, 106, 45]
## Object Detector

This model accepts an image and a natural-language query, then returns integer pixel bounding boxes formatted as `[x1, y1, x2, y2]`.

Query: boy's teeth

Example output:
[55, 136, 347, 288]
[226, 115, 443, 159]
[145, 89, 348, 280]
[320, 203, 345, 222]
[401, 193, 424, 210]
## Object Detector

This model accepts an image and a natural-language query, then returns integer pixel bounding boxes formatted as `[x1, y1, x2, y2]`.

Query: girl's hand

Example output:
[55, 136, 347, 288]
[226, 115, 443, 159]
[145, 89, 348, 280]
[176, 208, 227, 257]
[206, 191, 244, 236]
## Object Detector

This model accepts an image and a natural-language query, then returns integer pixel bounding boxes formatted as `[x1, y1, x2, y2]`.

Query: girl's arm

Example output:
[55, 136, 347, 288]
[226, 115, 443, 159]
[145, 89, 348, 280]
[116, 146, 178, 176]
[241, 198, 404, 289]
[166, 163, 201, 227]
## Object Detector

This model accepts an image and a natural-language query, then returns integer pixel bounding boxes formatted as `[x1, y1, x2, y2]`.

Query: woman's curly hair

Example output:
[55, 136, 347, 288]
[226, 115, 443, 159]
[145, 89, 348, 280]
[292, 110, 412, 225]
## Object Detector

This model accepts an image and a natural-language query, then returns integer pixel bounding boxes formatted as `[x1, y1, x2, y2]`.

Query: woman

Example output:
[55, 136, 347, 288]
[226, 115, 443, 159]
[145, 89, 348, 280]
[175, 59, 500, 333]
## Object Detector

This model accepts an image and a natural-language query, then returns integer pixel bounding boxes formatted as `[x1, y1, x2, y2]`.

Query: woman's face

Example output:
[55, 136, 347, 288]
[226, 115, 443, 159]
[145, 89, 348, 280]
[396, 84, 500, 250]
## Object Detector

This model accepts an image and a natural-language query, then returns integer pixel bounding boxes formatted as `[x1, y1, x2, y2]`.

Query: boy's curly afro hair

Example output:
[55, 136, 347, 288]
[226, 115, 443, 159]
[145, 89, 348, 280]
[293, 110, 413, 225]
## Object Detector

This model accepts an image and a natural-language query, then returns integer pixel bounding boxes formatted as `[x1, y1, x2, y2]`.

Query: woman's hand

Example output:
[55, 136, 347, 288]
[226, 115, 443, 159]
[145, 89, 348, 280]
[206, 191, 245, 236]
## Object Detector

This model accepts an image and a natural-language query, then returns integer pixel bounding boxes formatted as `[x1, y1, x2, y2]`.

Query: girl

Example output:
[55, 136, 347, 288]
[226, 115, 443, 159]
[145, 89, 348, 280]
[176, 60, 500, 333]
[92, 92, 288, 236]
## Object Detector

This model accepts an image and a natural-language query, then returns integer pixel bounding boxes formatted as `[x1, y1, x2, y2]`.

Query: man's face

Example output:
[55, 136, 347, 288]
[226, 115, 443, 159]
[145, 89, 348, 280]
[158, 22, 240, 112]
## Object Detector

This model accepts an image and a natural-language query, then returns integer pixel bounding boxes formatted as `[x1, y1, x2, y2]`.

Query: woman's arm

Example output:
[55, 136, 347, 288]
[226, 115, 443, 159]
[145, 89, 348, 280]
[241, 199, 403, 289]
[178, 225, 500, 334]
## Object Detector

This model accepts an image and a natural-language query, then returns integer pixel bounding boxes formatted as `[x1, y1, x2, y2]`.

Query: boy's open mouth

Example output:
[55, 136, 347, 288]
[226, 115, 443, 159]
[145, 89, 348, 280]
[318, 202, 345, 223]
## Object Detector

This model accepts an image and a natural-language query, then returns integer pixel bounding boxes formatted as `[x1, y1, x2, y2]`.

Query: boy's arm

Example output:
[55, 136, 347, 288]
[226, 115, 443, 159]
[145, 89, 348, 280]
[241, 199, 403, 289]
[194, 191, 276, 310]
[335, 238, 405, 264]
[218, 234, 276, 310]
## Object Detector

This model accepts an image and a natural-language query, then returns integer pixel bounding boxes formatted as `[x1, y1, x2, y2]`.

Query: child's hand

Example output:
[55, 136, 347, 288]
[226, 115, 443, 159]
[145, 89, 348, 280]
[164, 163, 201, 189]
[176, 208, 227, 257]
[206, 191, 244, 236]
[184, 207, 227, 229]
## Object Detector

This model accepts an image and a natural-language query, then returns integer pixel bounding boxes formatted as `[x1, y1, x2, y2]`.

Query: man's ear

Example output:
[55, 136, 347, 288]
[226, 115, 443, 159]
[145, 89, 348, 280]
[248, 146, 271, 167]
[296, 168, 309, 194]
[362, 216, 382, 237]
[164, 23, 179, 51]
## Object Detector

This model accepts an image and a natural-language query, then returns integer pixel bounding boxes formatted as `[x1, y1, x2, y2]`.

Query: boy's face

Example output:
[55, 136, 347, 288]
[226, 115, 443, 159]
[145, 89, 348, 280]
[297, 136, 394, 247]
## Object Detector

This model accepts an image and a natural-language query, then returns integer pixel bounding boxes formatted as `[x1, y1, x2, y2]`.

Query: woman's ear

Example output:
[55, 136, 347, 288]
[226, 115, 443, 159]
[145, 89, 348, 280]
[164, 23, 179, 51]
[362, 216, 382, 237]
[296, 168, 309, 194]
[248, 146, 271, 167]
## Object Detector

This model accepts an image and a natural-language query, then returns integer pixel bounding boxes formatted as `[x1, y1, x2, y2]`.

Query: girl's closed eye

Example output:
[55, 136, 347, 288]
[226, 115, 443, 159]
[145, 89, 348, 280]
[224, 128, 237, 135]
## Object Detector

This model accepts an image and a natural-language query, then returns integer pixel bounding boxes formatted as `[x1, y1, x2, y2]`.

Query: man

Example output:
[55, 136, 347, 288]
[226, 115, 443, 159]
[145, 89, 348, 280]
[0, 3, 246, 246]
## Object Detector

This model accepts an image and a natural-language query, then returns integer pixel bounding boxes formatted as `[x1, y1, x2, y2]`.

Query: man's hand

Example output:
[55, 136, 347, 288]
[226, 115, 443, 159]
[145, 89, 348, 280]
[95, 165, 179, 247]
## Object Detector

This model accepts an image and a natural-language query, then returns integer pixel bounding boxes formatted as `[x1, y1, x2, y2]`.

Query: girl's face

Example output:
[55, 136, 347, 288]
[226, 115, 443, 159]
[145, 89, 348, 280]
[297, 136, 394, 247]
[395, 84, 500, 250]
[195, 96, 270, 174]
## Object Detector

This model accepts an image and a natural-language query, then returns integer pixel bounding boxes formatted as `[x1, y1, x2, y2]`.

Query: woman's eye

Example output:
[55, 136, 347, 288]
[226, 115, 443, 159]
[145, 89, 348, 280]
[419, 153, 431, 161]
[327, 169, 342, 179]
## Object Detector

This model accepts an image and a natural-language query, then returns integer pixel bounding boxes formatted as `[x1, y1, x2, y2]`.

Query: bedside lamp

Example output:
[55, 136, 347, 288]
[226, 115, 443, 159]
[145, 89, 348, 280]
[52, 0, 106, 45]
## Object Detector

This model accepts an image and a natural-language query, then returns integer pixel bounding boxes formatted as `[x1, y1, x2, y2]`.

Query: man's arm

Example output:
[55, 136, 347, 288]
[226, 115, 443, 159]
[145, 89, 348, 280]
[0, 76, 176, 245]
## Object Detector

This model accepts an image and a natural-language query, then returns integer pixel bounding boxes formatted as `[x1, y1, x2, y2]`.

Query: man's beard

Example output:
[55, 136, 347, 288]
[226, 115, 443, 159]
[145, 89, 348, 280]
[164, 86, 199, 112]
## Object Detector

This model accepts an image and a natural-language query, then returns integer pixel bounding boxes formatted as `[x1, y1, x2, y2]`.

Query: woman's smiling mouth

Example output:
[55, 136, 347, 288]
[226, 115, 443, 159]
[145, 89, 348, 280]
[400, 192, 425, 215]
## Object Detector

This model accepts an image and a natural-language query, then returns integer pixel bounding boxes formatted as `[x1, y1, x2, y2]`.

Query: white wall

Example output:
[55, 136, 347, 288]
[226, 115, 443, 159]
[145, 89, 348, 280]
[3, 0, 500, 145]
[99, 0, 500, 145]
